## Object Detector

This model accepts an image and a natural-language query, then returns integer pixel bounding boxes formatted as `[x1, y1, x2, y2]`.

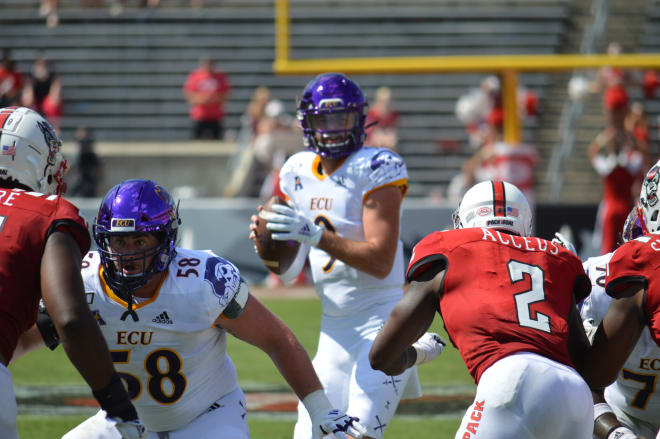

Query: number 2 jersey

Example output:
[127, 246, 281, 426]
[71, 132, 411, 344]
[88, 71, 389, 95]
[0, 189, 90, 364]
[279, 147, 408, 317]
[582, 251, 660, 428]
[81, 248, 247, 432]
[407, 227, 591, 383]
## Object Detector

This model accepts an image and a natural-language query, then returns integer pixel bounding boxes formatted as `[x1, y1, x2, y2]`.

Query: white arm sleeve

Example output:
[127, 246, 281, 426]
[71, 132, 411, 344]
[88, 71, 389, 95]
[278, 243, 310, 284]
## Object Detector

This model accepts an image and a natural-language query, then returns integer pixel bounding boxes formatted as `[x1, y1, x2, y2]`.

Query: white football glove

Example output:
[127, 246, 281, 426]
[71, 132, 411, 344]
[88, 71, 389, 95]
[303, 390, 368, 439]
[551, 232, 576, 255]
[412, 332, 446, 366]
[264, 204, 323, 247]
[108, 417, 147, 439]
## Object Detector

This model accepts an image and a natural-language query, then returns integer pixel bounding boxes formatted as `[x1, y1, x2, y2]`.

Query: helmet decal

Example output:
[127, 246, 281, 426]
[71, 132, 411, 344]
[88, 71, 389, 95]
[638, 160, 660, 234]
[642, 164, 659, 208]
[492, 180, 506, 217]
[0, 107, 67, 195]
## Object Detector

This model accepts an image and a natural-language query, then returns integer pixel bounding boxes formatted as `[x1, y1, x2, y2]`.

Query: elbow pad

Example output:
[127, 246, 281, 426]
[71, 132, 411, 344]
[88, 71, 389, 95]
[36, 302, 60, 350]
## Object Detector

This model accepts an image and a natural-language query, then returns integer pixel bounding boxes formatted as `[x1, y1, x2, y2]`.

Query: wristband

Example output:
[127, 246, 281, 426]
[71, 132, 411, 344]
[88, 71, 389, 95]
[302, 389, 333, 418]
[607, 426, 636, 439]
[594, 402, 614, 421]
[413, 345, 426, 366]
[92, 372, 138, 422]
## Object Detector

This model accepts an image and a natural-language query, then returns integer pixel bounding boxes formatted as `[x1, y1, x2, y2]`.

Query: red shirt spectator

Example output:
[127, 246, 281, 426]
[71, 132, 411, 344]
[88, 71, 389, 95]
[0, 55, 24, 108]
[183, 58, 231, 140]
[588, 128, 644, 254]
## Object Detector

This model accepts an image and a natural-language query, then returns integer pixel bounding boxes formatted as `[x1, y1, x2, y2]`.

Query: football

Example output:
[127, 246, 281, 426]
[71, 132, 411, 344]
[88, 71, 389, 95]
[254, 195, 301, 275]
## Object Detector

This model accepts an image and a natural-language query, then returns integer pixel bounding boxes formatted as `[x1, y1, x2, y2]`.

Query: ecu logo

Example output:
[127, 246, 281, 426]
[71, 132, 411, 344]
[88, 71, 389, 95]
[111, 218, 136, 231]
[318, 98, 344, 110]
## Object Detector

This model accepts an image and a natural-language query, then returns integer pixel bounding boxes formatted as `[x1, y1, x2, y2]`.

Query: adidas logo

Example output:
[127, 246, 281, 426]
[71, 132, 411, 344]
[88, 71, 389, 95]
[152, 311, 173, 325]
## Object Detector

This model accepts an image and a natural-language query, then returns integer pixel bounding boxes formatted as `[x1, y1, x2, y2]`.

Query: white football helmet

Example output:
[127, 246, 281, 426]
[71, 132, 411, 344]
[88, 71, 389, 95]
[453, 180, 532, 236]
[0, 106, 67, 195]
[638, 159, 660, 234]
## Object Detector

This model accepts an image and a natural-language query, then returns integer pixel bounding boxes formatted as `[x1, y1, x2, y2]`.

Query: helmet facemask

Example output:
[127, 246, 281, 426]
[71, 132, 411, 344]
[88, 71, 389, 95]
[93, 179, 180, 321]
[297, 73, 367, 159]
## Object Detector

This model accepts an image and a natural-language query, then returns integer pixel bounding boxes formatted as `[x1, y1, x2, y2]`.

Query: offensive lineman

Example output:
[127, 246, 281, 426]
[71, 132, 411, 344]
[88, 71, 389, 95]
[19, 179, 366, 439]
[0, 107, 145, 439]
[250, 73, 445, 439]
[370, 180, 595, 439]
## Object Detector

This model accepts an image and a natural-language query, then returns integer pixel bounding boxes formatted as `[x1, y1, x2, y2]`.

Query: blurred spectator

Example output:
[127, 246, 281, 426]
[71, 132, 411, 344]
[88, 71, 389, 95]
[39, 0, 59, 27]
[454, 75, 537, 152]
[455, 75, 501, 150]
[589, 42, 638, 127]
[22, 56, 62, 131]
[239, 86, 271, 141]
[588, 124, 644, 254]
[225, 99, 302, 198]
[70, 127, 103, 198]
[252, 100, 302, 199]
[448, 107, 538, 213]
[365, 86, 399, 150]
[625, 101, 650, 153]
[183, 57, 231, 140]
[0, 51, 24, 108]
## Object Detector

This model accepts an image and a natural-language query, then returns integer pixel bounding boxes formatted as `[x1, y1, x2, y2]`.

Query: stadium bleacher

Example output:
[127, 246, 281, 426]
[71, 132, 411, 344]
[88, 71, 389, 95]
[1, 0, 570, 197]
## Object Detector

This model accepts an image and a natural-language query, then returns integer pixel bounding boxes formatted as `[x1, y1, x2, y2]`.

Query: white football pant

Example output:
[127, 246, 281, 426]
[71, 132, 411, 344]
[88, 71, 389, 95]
[62, 387, 249, 439]
[454, 352, 593, 439]
[294, 303, 418, 439]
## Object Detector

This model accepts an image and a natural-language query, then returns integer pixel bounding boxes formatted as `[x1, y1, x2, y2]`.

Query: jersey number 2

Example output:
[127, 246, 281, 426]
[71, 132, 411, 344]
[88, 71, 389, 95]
[507, 260, 552, 333]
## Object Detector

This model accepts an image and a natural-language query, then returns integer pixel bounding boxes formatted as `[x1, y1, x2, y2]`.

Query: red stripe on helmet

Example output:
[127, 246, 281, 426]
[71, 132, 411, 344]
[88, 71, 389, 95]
[0, 107, 17, 129]
[492, 181, 506, 217]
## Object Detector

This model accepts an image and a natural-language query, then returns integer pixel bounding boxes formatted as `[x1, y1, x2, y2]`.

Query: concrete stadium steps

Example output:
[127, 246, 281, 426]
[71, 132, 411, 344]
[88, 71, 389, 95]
[0, 0, 569, 196]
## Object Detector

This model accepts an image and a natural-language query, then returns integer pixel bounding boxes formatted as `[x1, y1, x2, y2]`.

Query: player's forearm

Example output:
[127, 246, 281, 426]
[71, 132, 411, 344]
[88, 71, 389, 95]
[317, 230, 395, 279]
[268, 331, 324, 401]
[58, 313, 117, 390]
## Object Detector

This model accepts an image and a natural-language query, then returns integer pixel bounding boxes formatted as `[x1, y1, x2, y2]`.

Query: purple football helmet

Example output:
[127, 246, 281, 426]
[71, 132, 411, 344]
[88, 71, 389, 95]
[297, 73, 368, 158]
[93, 179, 180, 302]
[621, 203, 645, 243]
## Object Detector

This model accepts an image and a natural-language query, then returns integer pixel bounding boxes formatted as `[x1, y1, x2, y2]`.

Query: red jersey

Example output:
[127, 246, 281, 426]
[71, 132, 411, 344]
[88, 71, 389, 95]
[407, 228, 590, 383]
[0, 189, 90, 362]
[183, 68, 231, 121]
[605, 236, 660, 347]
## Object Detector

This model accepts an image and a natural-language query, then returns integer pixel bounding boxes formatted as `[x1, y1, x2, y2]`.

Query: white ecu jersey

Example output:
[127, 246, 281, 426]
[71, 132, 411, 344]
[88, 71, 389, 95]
[279, 147, 408, 317]
[81, 248, 247, 432]
[581, 251, 660, 429]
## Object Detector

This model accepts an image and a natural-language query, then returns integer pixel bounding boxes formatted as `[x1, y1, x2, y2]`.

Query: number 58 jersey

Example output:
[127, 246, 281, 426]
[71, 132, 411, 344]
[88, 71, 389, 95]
[81, 248, 246, 432]
[407, 228, 591, 383]
[279, 147, 408, 317]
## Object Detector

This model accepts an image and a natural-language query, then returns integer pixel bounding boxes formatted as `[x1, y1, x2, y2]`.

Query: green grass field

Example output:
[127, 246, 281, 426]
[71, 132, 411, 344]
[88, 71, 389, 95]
[10, 297, 472, 438]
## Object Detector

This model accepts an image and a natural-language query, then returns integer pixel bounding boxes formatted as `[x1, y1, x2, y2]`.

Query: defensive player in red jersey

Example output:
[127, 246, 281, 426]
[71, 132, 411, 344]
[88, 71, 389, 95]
[0, 107, 145, 439]
[583, 161, 660, 439]
[369, 180, 594, 439]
